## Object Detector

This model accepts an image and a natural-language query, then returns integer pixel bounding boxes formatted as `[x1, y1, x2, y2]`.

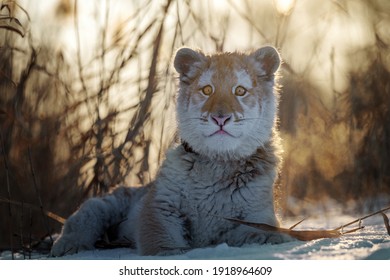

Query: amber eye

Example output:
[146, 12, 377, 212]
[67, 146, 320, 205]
[201, 85, 213, 96]
[234, 86, 247, 96]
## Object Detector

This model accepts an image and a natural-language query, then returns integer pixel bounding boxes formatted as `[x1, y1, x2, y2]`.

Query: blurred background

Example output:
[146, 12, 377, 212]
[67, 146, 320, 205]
[1, 0, 389, 255]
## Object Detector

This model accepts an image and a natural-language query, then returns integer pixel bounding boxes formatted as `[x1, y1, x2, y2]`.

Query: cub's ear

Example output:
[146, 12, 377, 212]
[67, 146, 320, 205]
[174, 47, 206, 79]
[251, 46, 281, 76]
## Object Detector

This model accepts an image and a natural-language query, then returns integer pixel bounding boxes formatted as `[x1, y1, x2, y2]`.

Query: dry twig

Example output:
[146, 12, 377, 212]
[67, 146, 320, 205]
[225, 205, 390, 241]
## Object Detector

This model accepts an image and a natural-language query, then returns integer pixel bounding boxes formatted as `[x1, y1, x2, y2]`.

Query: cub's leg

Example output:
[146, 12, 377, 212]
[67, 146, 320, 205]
[136, 187, 191, 256]
[228, 226, 294, 246]
[51, 186, 145, 257]
[226, 213, 295, 246]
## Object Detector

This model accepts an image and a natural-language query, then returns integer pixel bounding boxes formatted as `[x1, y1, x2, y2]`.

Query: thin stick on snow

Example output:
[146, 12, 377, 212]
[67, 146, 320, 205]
[334, 205, 390, 230]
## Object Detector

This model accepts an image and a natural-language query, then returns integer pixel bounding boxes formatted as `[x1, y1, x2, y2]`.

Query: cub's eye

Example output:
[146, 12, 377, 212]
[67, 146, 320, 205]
[201, 85, 213, 96]
[234, 86, 247, 96]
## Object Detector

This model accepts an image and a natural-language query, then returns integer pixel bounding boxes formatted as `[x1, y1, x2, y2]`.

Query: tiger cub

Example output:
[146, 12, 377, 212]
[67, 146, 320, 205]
[50, 46, 291, 257]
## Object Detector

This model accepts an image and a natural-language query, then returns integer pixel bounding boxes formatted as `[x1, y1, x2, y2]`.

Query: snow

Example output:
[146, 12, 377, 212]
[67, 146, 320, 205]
[1, 206, 389, 260]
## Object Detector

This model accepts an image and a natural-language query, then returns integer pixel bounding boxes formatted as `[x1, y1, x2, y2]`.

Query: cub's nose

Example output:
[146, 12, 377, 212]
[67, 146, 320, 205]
[211, 114, 232, 126]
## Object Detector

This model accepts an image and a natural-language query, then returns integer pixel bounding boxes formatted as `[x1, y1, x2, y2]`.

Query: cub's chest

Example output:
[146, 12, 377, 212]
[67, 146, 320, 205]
[184, 157, 260, 191]
[178, 160, 261, 214]
[178, 171, 261, 247]
[159, 147, 268, 215]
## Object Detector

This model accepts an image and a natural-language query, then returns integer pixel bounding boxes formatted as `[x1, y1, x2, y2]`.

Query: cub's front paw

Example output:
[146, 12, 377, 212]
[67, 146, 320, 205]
[50, 234, 94, 257]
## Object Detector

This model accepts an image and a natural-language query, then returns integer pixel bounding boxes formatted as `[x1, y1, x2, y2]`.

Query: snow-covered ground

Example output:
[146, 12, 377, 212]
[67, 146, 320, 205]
[1, 204, 389, 260]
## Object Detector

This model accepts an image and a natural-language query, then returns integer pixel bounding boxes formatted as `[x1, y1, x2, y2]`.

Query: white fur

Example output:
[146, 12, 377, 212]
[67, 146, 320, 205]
[198, 69, 214, 88]
[233, 69, 253, 93]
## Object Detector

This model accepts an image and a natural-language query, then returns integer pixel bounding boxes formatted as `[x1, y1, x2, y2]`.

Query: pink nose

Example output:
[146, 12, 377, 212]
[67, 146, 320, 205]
[211, 114, 232, 126]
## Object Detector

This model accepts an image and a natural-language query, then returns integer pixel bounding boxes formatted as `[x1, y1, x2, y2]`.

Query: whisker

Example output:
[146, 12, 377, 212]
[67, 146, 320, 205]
[234, 118, 261, 122]
[185, 117, 206, 120]
[185, 117, 208, 123]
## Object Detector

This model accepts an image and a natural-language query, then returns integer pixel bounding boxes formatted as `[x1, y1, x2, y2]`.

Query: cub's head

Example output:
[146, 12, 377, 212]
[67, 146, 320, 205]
[174, 46, 281, 160]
